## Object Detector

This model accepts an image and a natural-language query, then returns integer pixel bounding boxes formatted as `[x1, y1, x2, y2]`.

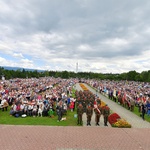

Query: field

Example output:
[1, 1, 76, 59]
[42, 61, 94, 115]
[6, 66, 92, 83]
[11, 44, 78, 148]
[0, 107, 78, 126]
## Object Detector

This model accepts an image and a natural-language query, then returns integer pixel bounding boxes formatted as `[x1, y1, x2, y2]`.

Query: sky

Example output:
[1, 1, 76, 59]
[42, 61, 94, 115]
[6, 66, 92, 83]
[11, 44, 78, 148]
[0, 0, 150, 74]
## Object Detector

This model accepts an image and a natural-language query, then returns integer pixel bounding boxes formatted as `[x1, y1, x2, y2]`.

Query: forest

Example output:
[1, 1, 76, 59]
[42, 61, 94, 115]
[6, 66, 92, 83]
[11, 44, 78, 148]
[0, 67, 150, 82]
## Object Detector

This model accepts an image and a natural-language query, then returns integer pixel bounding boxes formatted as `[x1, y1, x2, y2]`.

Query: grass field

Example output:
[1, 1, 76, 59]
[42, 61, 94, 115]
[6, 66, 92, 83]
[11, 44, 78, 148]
[0, 107, 78, 126]
[131, 105, 150, 122]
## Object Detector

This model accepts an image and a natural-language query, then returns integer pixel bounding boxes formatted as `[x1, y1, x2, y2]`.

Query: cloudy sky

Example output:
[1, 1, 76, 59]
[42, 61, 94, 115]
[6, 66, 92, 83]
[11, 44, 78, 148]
[0, 0, 150, 73]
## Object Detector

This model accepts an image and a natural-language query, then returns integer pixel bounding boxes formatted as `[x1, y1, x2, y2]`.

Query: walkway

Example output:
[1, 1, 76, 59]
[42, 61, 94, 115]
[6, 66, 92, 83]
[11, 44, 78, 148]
[0, 125, 150, 150]
[75, 83, 150, 128]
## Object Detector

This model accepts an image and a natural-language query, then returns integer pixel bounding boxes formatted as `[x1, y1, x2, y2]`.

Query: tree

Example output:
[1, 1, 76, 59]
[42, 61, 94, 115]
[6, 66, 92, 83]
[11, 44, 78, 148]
[126, 71, 139, 81]
[141, 71, 150, 82]
[61, 71, 69, 79]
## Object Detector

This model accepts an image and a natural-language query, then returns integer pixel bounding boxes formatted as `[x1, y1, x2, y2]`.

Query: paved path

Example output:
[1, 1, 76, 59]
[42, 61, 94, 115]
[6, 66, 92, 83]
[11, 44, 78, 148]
[0, 125, 150, 150]
[75, 83, 150, 128]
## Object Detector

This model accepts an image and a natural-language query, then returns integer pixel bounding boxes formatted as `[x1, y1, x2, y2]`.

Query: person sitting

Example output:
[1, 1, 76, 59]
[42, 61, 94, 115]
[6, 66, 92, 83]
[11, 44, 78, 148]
[23, 103, 28, 115]
[43, 102, 49, 116]
[15, 103, 21, 116]
[20, 102, 24, 116]
[9, 106, 15, 116]
[2, 101, 9, 111]
[11, 102, 17, 116]
[1, 99, 9, 111]
[48, 103, 54, 117]
[32, 103, 38, 117]
[28, 103, 33, 116]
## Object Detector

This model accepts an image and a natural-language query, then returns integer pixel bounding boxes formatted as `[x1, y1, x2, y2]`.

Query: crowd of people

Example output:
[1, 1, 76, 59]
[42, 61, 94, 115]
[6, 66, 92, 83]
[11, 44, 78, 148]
[86, 79, 150, 120]
[0, 77, 150, 124]
[0, 77, 77, 121]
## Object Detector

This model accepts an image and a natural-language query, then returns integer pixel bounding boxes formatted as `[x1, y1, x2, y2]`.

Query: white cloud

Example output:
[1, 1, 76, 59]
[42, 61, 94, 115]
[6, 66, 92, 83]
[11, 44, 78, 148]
[0, 0, 150, 73]
[103, 38, 128, 47]
[13, 53, 24, 58]
[78, 44, 92, 51]
[0, 56, 16, 67]
[0, 57, 7, 64]
[20, 58, 32, 63]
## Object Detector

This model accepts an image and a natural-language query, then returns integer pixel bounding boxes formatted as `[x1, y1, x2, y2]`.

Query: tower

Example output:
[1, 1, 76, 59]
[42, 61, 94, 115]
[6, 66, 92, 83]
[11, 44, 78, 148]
[76, 62, 78, 73]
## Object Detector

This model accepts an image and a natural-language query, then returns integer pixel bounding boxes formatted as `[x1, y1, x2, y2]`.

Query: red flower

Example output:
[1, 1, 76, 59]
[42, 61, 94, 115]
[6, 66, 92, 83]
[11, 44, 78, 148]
[108, 113, 121, 125]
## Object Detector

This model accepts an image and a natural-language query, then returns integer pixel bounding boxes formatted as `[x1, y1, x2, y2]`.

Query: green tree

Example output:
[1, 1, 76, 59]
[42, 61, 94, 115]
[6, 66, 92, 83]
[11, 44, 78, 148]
[141, 71, 150, 82]
[126, 70, 139, 81]
[61, 70, 69, 79]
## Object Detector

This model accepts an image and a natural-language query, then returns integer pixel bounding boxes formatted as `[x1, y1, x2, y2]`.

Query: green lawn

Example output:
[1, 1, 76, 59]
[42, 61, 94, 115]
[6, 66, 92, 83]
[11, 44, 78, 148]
[131, 105, 150, 122]
[0, 107, 79, 126]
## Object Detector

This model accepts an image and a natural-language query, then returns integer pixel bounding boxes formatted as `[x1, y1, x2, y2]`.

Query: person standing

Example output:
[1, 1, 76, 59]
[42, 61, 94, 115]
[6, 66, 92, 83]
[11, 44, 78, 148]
[82, 97, 86, 113]
[130, 99, 135, 111]
[96, 98, 101, 106]
[70, 100, 74, 112]
[67, 96, 70, 109]
[94, 104, 102, 126]
[102, 104, 110, 126]
[77, 103, 84, 125]
[86, 104, 93, 126]
[56, 100, 63, 122]
[141, 103, 146, 120]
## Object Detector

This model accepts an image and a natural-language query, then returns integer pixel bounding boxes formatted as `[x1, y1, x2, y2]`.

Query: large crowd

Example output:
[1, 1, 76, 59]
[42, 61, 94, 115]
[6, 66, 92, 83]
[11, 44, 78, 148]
[86, 79, 150, 117]
[0, 77, 77, 121]
[0, 77, 150, 123]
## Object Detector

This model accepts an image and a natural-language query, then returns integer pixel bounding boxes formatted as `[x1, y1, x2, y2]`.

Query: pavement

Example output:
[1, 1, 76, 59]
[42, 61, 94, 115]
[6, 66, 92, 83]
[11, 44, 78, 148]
[0, 125, 150, 150]
[0, 83, 150, 150]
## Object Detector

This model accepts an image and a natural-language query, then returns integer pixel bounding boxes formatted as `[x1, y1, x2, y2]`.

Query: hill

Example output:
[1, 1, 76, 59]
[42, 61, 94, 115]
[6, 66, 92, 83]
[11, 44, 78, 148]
[2, 66, 44, 72]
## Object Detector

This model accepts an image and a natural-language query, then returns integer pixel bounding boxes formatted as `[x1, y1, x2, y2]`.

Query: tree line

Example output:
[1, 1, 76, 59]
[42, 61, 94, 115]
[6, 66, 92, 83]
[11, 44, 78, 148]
[0, 67, 150, 82]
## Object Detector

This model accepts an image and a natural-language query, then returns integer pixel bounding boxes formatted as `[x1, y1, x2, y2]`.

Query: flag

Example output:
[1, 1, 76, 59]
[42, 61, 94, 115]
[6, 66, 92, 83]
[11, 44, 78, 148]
[113, 89, 116, 97]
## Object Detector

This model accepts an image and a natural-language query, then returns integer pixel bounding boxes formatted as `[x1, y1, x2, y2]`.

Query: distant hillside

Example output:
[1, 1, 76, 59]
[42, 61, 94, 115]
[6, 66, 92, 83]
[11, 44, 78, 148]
[1, 66, 45, 72]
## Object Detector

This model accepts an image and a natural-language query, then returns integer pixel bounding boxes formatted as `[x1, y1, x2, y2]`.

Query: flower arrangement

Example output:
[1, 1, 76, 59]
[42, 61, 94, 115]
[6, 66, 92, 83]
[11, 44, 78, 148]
[80, 84, 107, 107]
[108, 113, 131, 128]
[79, 83, 89, 91]
[108, 113, 121, 125]
[101, 101, 106, 107]
[112, 119, 132, 128]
